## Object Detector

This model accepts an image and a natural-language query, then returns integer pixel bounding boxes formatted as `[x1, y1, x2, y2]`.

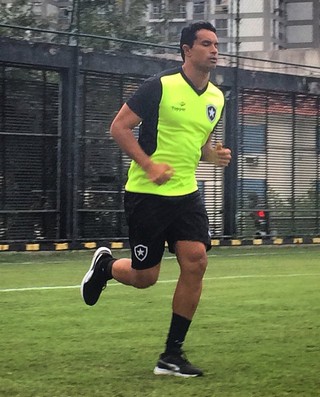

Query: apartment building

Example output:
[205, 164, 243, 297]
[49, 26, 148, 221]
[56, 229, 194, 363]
[146, 0, 320, 52]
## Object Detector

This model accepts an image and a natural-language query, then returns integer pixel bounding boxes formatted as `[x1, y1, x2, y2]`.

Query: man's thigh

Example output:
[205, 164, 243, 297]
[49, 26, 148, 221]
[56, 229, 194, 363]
[124, 192, 170, 269]
[166, 191, 211, 253]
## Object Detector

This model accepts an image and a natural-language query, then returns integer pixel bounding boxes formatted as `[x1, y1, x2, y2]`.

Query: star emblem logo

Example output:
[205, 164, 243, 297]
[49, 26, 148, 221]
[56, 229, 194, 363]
[207, 105, 216, 122]
[134, 244, 148, 262]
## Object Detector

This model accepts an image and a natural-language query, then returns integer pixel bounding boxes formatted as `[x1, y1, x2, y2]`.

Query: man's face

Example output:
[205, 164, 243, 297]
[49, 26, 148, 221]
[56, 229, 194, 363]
[184, 29, 219, 72]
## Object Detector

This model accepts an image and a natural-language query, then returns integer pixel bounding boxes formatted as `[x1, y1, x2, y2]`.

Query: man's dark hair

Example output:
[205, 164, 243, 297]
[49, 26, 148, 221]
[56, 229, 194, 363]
[180, 21, 217, 61]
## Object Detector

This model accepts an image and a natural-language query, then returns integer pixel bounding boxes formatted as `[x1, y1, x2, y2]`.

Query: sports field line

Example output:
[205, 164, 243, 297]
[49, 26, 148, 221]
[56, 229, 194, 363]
[0, 249, 315, 267]
[1, 273, 319, 293]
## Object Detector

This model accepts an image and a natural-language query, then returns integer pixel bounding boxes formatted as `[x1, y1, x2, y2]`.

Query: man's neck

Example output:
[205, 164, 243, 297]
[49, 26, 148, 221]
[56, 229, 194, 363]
[182, 64, 210, 91]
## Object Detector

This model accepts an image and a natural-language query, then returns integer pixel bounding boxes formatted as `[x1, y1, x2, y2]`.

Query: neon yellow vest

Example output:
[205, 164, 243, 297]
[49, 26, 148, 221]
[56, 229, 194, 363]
[125, 70, 224, 196]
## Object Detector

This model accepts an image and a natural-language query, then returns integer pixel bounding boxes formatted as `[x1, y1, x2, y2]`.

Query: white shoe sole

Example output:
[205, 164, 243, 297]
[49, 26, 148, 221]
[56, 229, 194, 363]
[153, 367, 199, 378]
[80, 247, 112, 302]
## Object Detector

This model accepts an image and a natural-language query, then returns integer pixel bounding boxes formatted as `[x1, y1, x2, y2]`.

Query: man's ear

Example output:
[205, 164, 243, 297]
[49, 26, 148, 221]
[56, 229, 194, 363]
[182, 44, 191, 58]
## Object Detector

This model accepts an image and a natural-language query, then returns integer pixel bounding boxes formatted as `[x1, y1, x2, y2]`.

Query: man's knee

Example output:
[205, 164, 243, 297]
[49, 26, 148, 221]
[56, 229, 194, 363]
[188, 251, 208, 277]
[133, 276, 157, 289]
[177, 244, 208, 278]
[132, 266, 160, 289]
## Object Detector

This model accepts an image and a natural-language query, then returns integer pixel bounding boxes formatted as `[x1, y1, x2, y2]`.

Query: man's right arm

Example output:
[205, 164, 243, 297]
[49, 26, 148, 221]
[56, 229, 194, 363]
[110, 104, 152, 171]
[110, 104, 174, 185]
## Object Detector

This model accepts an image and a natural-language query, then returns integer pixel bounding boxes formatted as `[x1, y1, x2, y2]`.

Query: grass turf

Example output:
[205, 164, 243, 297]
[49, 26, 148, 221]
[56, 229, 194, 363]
[0, 246, 319, 396]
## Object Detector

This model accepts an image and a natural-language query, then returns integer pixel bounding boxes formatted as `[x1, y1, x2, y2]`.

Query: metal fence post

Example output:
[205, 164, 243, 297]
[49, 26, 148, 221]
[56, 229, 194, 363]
[223, 0, 240, 237]
[223, 82, 239, 237]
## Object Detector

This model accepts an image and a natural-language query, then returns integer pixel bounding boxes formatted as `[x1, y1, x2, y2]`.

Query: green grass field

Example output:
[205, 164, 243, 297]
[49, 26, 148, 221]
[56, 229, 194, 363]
[1, 246, 319, 397]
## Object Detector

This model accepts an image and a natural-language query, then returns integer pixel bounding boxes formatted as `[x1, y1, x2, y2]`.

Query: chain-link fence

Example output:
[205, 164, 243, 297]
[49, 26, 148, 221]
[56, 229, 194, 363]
[0, 12, 320, 247]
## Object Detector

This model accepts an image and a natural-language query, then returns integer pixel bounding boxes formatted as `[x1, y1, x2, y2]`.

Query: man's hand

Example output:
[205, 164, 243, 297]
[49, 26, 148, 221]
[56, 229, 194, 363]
[201, 139, 231, 166]
[144, 162, 175, 185]
[212, 142, 231, 167]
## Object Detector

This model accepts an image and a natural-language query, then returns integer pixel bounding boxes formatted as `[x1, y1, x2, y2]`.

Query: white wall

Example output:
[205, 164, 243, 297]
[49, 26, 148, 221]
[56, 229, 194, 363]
[240, 0, 264, 13]
[240, 18, 264, 36]
[240, 41, 264, 52]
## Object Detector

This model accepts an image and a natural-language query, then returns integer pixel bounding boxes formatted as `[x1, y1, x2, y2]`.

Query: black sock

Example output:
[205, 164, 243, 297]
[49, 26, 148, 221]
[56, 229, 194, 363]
[99, 256, 115, 281]
[164, 313, 191, 355]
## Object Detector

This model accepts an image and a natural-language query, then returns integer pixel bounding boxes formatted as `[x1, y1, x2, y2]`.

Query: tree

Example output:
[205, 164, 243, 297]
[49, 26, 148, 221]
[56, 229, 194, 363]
[75, 0, 155, 51]
[0, 0, 51, 41]
[0, 0, 159, 52]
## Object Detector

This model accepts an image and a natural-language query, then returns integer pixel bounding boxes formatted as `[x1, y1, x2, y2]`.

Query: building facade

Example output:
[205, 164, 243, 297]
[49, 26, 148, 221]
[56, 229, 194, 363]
[145, 0, 320, 53]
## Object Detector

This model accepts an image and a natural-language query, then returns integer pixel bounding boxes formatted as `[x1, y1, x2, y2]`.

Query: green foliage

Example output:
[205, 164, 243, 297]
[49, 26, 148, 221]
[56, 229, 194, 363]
[0, 0, 159, 50]
[239, 179, 320, 236]
[0, 0, 50, 40]
[77, 0, 156, 51]
[240, 184, 320, 236]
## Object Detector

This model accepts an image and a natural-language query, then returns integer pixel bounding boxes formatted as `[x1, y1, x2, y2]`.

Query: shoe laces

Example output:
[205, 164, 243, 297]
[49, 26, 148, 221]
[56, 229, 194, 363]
[178, 351, 191, 364]
[165, 350, 190, 365]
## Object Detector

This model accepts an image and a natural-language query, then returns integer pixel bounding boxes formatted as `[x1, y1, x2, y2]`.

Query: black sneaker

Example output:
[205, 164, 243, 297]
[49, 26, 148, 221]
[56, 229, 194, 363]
[80, 247, 114, 306]
[153, 351, 203, 378]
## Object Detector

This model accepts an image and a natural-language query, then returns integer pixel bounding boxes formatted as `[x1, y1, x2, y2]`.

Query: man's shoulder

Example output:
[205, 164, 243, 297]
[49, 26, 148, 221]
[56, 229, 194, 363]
[207, 80, 224, 96]
[145, 67, 182, 83]
[126, 68, 182, 118]
[158, 66, 182, 78]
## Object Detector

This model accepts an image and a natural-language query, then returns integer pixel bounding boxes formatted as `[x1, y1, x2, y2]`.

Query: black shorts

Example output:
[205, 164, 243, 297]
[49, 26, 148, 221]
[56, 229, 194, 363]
[124, 190, 211, 270]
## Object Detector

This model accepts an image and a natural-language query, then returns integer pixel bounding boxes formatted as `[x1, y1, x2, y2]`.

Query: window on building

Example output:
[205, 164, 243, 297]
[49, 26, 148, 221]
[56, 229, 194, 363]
[215, 0, 228, 14]
[33, 2, 42, 16]
[179, 3, 186, 17]
[287, 25, 313, 43]
[151, 0, 163, 19]
[286, 2, 313, 21]
[216, 19, 227, 28]
[194, 0, 205, 14]
[169, 1, 186, 18]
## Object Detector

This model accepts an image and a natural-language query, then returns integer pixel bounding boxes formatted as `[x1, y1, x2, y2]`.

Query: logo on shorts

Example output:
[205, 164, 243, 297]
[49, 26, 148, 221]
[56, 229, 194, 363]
[134, 244, 148, 261]
[207, 105, 216, 122]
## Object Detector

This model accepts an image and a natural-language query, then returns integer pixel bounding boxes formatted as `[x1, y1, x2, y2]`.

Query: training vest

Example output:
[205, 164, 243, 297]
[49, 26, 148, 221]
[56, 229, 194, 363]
[125, 67, 225, 196]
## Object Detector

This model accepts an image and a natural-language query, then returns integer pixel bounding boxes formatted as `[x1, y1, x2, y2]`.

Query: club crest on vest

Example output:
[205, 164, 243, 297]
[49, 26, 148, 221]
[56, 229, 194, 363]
[206, 105, 216, 122]
[134, 244, 148, 261]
